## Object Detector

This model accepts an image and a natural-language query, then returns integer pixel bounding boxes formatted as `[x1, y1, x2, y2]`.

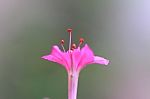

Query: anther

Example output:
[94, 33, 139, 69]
[79, 38, 84, 44]
[67, 28, 72, 33]
[72, 43, 76, 49]
[61, 40, 65, 45]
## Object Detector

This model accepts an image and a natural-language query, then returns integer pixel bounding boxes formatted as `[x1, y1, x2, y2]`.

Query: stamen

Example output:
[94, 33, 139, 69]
[61, 39, 65, 44]
[72, 43, 76, 50]
[78, 38, 84, 47]
[60, 40, 65, 52]
[67, 28, 72, 51]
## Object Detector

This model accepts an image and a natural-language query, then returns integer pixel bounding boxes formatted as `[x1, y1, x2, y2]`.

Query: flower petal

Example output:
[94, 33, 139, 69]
[71, 48, 81, 70]
[93, 56, 109, 65]
[41, 45, 71, 70]
[74, 44, 95, 70]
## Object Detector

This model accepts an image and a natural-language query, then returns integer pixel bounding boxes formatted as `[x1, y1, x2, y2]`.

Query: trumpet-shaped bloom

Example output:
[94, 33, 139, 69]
[41, 28, 109, 99]
[42, 44, 109, 73]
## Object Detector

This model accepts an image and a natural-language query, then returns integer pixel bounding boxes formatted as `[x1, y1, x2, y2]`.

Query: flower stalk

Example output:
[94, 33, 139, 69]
[68, 71, 79, 99]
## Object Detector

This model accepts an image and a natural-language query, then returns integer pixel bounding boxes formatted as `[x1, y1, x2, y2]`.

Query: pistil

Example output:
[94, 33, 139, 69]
[67, 28, 73, 51]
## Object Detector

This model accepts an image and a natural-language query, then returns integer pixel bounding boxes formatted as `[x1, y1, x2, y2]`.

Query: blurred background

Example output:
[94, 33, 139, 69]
[0, 0, 150, 99]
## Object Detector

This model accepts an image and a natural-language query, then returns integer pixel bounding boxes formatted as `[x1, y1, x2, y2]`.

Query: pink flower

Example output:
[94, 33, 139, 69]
[42, 44, 109, 73]
[41, 29, 109, 99]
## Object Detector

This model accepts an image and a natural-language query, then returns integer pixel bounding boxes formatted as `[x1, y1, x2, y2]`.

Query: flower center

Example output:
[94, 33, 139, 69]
[60, 28, 84, 52]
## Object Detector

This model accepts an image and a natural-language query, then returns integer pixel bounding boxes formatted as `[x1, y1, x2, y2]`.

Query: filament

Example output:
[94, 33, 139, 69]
[69, 32, 72, 51]
[61, 44, 66, 52]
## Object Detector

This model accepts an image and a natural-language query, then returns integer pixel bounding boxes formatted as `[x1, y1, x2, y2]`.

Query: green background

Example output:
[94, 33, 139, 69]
[0, 0, 150, 99]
